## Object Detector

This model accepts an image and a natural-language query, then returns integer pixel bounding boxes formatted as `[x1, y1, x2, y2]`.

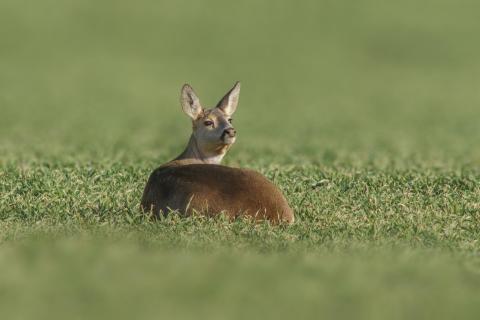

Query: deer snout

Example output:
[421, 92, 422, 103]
[223, 128, 236, 138]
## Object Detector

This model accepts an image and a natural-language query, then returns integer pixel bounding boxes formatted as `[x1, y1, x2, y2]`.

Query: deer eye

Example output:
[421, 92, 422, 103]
[204, 120, 214, 127]
[228, 118, 233, 124]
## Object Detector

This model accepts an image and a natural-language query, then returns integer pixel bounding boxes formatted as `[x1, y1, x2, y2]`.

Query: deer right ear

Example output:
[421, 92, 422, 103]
[180, 84, 203, 120]
[216, 81, 241, 116]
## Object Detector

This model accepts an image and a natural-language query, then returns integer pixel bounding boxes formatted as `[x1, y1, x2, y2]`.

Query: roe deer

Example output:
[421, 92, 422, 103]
[140, 82, 294, 224]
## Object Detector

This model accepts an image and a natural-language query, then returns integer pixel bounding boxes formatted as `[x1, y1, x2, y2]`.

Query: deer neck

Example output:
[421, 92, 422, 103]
[174, 135, 227, 165]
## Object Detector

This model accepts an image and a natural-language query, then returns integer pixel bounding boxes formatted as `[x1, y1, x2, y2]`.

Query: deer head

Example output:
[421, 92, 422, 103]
[178, 82, 241, 164]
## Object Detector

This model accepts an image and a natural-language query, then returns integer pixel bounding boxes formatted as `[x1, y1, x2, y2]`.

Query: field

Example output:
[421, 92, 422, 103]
[1, 0, 480, 319]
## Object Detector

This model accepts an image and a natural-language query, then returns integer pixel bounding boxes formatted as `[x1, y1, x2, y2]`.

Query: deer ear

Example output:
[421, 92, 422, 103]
[181, 84, 203, 120]
[216, 81, 241, 116]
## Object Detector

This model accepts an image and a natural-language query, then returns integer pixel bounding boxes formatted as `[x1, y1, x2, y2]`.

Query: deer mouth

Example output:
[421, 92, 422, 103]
[221, 135, 236, 145]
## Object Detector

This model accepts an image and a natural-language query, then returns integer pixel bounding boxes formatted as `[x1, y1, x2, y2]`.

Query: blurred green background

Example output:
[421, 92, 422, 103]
[2, 0, 479, 165]
[1, 0, 480, 319]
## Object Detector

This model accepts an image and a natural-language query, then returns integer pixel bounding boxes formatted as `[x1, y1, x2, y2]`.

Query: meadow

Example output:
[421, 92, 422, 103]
[1, 0, 480, 319]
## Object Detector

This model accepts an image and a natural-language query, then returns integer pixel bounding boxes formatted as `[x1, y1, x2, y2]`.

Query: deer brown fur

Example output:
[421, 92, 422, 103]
[140, 82, 294, 224]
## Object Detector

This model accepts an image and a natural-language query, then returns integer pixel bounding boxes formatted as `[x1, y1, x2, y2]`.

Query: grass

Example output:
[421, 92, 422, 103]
[1, 0, 480, 319]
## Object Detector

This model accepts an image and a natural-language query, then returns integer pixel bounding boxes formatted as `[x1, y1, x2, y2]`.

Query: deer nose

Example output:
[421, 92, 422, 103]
[223, 128, 236, 138]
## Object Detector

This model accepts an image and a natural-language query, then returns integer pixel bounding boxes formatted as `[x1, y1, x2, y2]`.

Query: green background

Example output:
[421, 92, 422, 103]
[1, 0, 480, 319]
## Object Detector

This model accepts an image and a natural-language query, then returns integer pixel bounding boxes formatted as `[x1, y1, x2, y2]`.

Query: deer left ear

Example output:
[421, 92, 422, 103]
[181, 84, 204, 120]
[216, 81, 241, 116]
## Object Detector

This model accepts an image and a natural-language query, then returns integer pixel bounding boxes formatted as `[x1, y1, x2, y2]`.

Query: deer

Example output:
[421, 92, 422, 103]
[140, 82, 294, 224]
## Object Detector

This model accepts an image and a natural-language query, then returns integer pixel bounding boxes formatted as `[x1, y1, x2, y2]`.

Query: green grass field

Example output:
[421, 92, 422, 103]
[1, 0, 480, 319]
